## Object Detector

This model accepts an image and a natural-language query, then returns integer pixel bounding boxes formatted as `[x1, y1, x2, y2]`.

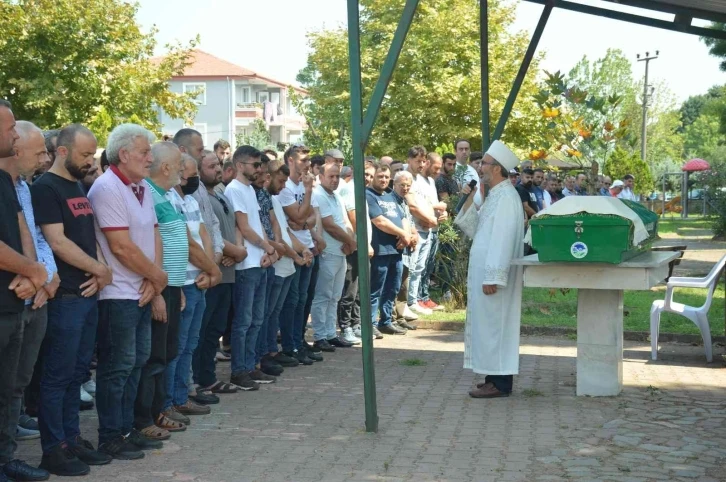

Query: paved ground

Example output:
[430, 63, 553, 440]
[15, 331, 726, 482]
[656, 230, 725, 277]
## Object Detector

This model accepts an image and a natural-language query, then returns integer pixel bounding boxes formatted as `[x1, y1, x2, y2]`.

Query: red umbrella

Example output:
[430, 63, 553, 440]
[682, 158, 710, 172]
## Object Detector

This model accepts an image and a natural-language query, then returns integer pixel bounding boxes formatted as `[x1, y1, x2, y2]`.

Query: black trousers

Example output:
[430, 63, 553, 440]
[134, 286, 181, 429]
[337, 253, 361, 330]
[302, 254, 321, 339]
[486, 375, 514, 394]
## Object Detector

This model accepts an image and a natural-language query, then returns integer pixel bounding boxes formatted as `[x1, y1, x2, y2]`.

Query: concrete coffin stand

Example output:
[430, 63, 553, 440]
[512, 251, 680, 396]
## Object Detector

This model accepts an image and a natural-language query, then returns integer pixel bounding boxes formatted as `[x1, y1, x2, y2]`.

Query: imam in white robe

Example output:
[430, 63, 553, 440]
[463, 180, 525, 376]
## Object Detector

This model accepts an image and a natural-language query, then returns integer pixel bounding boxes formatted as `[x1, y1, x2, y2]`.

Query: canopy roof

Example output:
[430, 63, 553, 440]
[682, 158, 711, 172]
[523, 0, 726, 39]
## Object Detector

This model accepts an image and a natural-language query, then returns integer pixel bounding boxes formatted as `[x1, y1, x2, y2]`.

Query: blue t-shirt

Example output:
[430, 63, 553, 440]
[533, 186, 545, 210]
[366, 187, 404, 256]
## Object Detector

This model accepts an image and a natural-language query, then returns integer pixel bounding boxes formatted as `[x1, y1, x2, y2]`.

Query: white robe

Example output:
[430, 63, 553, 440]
[463, 180, 524, 376]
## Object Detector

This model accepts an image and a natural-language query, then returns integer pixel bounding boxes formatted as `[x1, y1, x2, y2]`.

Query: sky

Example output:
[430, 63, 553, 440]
[135, 0, 726, 104]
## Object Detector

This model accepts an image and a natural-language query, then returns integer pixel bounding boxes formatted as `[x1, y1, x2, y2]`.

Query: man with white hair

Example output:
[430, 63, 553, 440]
[88, 124, 168, 460]
[459, 140, 524, 399]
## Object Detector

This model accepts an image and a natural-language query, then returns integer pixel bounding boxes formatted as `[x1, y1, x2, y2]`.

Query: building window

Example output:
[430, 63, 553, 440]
[257, 91, 269, 104]
[186, 123, 207, 146]
[183, 82, 207, 105]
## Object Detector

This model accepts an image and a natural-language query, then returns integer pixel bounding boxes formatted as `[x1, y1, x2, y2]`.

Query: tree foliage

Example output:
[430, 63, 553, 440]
[0, 0, 199, 144]
[603, 146, 654, 194]
[235, 119, 272, 150]
[297, 0, 545, 158]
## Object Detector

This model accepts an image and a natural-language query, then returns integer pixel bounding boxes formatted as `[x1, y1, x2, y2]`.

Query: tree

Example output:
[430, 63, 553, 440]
[297, 0, 546, 157]
[235, 119, 272, 150]
[0, 0, 199, 144]
[604, 146, 654, 195]
[702, 23, 726, 71]
[682, 114, 722, 159]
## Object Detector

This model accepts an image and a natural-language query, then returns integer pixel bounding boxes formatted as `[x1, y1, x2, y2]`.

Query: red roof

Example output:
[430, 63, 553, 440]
[153, 49, 307, 93]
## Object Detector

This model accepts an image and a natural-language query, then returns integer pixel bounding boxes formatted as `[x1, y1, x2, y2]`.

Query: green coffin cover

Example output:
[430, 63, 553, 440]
[529, 199, 659, 264]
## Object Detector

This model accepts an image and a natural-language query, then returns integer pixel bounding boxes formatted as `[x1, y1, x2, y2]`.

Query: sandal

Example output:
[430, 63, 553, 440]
[140, 424, 171, 441]
[205, 381, 238, 394]
[155, 414, 186, 433]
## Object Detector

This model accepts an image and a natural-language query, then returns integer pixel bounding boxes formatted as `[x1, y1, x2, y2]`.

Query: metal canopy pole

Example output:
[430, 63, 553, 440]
[491, 1, 553, 142]
[480, 0, 491, 150]
[346, 0, 420, 433]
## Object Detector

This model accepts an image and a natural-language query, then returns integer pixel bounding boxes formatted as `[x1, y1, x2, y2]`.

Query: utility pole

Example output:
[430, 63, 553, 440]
[636, 51, 658, 163]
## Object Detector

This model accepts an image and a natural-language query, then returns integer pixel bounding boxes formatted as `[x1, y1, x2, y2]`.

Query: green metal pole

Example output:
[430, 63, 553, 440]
[480, 0, 491, 150]
[347, 0, 378, 433]
[360, 0, 420, 146]
[491, 1, 553, 142]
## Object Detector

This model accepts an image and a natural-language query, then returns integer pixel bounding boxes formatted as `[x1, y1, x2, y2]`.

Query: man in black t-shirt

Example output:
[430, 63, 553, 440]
[515, 168, 539, 220]
[0, 99, 49, 480]
[31, 124, 113, 475]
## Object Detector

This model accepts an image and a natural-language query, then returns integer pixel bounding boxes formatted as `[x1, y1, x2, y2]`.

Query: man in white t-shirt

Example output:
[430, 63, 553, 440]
[310, 164, 356, 352]
[225, 146, 279, 390]
[276, 145, 325, 365]
[418, 153, 448, 311]
[617, 174, 638, 201]
[453, 139, 479, 190]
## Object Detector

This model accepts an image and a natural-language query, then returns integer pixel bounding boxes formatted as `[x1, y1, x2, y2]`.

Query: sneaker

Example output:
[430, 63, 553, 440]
[161, 407, 190, 425]
[68, 436, 112, 465]
[379, 324, 406, 335]
[397, 320, 417, 331]
[287, 350, 313, 366]
[80, 386, 93, 402]
[409, 303, 432, 315]
[391, 322, 408, 332]
[249, 369, 276, 384]
[372, 326, 384, 339]
[82, 379, 96, 395]
[16, 425, 40, 441]
[352, 325, 362, 338]
[2, 459, 49, 481]
[230, 371, 261, 391]
[215, 350, 231, 362]
[303, 347, 323, 362]
[402, 305, 419, 321]
[127, 428, 163, 450]
[423, 299, 444, 311]
[313, 339, 335, 352]
[341, 327, 361, 345]
[328, 336, 353, 348]
[260, 357, 284, 376]
[174, 399, 211, 415]
[40, 443, 91, 475]
[18, 414, 39, 431]
[98, 435, 144, 461]
[304, 340, 321, 353]
[272, 352, 299, 367]
[190, 391, 219, 405]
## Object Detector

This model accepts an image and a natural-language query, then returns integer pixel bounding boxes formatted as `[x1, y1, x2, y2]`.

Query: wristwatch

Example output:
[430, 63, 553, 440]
[303, 221, 309, 230]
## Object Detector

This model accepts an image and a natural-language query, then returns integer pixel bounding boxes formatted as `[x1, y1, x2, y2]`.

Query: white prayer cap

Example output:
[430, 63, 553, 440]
[611, 180, 624, 188]
[485, 140, 519, 171]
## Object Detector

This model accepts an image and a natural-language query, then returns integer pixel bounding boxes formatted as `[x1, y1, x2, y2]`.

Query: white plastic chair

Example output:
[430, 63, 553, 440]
[650, 253, 726, 362]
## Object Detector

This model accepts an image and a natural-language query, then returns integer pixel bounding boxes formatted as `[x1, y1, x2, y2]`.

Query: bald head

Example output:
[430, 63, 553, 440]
[11, 121, 47, 178]
[149, 141, 182, 189]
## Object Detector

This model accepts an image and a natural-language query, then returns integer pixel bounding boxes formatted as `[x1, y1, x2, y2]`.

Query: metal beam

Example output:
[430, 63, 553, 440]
[347, 0, 378, 434]
[602, 0, 726, 24]
[491, 1, 553, 142]
[524, 0, 726, 40]
[480, 0, 491, 150]
[361, 0, 420, 146]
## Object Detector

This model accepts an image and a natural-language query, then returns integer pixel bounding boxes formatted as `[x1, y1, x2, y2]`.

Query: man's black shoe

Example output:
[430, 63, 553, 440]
[68, 436, 112, 465]
[260, 358, 284, 376]
[313, 339, 335, 353]
[190, 391, 219, 405]
[303, 347, 323, 362]
[289, 350, 313, 365]
[396, 320, 417, 330]
[328, 337, 353, 348]
[2, 459, 49, 481]
[270, 352, 298, 367]
[379, 324, 406, 335]
[127, 429, 163, 450]
[39, 444, 90, 477]
[79, 400, 94, 411]
[98, 435, 144, 460]
[303, 340, 320, 353]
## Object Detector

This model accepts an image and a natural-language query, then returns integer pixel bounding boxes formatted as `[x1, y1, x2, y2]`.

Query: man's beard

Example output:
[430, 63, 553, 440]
[65, 158, 90, 180]
[524, 181, 533, 188]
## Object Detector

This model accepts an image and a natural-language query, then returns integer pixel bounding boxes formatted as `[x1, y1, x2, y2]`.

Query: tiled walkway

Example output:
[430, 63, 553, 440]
[16, 331, 726, 481]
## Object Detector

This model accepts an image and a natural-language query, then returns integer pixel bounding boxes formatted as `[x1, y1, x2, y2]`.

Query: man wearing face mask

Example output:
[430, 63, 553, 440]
[161, 155, 221, 420]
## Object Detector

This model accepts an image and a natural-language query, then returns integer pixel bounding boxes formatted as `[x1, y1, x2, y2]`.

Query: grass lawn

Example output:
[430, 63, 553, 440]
[421, 285, 726, 336]
[657, 216, 711, 235]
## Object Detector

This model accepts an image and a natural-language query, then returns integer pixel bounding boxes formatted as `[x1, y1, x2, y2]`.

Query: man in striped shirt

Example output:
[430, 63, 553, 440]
[134, 141, 189, 440]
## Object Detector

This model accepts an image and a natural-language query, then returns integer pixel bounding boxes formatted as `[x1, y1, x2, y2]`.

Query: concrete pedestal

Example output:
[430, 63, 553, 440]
[512, 251, 679, 397]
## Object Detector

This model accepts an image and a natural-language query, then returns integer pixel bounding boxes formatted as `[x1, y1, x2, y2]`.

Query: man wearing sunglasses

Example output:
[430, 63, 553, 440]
[599, 176, 612, 196]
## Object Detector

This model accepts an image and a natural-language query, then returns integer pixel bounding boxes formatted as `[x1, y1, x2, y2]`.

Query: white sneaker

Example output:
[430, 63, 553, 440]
[80, 386, 93, 402]
[342, 327, 361, 345]
[82, 379, 96, 395]
[352, 325, 362, 338]
[408, 303, 432, 315]
[402, 305, 419, 321]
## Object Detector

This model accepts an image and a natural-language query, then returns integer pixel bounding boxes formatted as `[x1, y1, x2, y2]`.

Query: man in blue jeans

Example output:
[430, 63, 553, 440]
[89, 123, 168, 460]
[367, 163, 412, 336]
[32, 124, 114, 476]
[225, 146, 278, 390]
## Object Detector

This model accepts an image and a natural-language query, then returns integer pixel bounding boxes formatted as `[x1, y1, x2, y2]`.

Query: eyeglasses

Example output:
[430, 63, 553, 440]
[242, 161, 263, 169]
[604, 182, 611, 186]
